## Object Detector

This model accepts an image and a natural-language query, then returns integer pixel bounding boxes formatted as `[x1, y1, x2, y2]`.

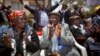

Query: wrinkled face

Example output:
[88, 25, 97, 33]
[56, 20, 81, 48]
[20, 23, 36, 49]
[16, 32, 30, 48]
[49, 15, 60, 26]
[11, 16, 25, 29]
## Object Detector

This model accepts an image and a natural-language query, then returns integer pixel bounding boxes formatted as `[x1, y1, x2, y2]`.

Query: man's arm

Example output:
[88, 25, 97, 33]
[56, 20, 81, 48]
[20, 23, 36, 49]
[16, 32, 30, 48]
[47, 0, 63, 13]
[24, 5, 36, 14]
[19, 0, 36, 13]
[47, 3, 59, 13]
[34, 0, 40, 8]
[47, 0, 52, 8]
[60, 24, 75, 46]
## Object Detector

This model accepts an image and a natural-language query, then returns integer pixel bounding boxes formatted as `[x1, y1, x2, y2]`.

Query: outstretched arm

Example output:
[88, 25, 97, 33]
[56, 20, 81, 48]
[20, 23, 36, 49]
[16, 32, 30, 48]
[47, 0, 52, 8]
[19, 0, 36, 13]
[34, 0, 40, 8]
[47, 0, 63, 13]
[42, 0, 45, 8]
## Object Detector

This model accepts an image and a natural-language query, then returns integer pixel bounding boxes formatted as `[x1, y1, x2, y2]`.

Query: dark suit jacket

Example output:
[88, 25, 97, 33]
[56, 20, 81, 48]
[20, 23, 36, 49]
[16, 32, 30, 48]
[59, 10, 71, 24]
[70, 25, 84, 38]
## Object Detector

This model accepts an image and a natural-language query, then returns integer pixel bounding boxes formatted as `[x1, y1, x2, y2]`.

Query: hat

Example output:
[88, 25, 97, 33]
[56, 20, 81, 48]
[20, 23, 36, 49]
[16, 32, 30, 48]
[48, 12, 61, 18]
[8, 10, 24, 20]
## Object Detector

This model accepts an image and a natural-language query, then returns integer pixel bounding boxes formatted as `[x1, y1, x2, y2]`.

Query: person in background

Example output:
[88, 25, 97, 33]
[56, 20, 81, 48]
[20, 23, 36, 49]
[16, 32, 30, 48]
[84, 19, 100, 56]
[92, 5, 100, 25]
[69, 15, 87, 45]
[71, 5, 83, 18]
[58, 4, 71, 24]
[83, 18, 93, 38]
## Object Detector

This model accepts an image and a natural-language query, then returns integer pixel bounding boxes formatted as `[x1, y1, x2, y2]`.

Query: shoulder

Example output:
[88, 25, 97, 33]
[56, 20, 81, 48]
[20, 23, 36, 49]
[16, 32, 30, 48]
[0, 25, 10, 30]
[62, 23, 69, 28]
[2, 25, 8, 27]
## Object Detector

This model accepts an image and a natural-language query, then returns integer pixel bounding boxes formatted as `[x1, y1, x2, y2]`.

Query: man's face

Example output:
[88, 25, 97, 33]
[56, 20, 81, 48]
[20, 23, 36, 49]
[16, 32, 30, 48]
[49, 15, 60, 26]
[72, 18, 80, 25]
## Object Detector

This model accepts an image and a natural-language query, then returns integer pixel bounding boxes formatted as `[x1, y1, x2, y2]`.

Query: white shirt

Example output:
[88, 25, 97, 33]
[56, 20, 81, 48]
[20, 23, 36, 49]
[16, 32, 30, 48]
[39, 11, 49, 27]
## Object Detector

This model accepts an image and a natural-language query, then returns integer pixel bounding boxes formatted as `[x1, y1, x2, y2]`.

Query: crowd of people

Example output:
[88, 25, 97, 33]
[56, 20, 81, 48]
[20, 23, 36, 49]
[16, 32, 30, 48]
[0, 0, 100, 56]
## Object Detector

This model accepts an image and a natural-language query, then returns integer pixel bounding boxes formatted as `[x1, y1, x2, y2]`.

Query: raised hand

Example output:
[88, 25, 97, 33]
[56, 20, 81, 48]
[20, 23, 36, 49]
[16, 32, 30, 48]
[55, 23, 61, 37]
[48, 24, 55, 39]
[34, 0, 40, 8]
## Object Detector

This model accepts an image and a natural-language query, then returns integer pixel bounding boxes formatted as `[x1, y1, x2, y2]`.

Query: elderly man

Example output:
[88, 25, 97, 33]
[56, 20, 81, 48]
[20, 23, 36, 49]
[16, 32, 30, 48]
[40, 12, 80, 56]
